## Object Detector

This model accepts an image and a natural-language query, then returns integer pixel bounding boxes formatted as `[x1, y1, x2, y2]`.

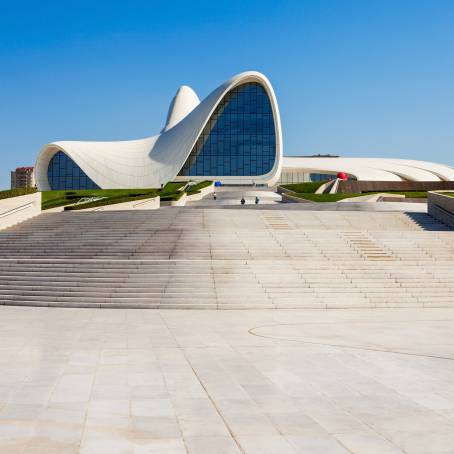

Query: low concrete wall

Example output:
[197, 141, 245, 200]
[276, 186, 313, 203]
[338, 180, 454, 194]
[186, 182, 215, 202]
[338, 193, 402, 203]
[161, 193, 188, 207]
[162, 183, 215, 206]
[276, 186, 292, 195]
[82, 196, 160, 211]
[428, 191, 454, 228]
[380, 197, 426, 203]
[281, 193, 313, 203]
[0, 192, 41, 230]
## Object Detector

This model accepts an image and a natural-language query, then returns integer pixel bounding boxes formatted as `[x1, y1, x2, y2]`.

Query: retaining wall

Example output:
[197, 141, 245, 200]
[338, 180, 454, 193]
[81, 196, 160, 211]
[428, 192, 454, 229]
[185, 182, 215, 202]
[0, 192, 41, 231]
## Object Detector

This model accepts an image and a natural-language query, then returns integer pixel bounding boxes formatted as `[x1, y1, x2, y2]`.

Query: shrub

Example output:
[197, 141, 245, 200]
[289, 192, 364, 202]
[281, 181, 327, 194]
[159, 181, 186, 196]
[186, 180, 213, 194]
[0, 188, 37, 200]
[65, 192, 158, 210]
[160, 191, 185, 202]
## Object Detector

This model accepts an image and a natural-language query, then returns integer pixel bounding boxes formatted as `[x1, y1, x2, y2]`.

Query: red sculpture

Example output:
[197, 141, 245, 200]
[337, 172, 348, 180]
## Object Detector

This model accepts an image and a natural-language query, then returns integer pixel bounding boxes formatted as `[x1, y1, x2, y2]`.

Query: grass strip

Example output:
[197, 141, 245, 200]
[281, 181, 327, 194]
[65, 192, 158, 210]
[288, 191, 428, 202]
[186, 180, 213, 195]
[42, 189, 159, 210]
[288, 192, 365, 202]
[0, 188, 37, 200]
[160, 191, 185, 202]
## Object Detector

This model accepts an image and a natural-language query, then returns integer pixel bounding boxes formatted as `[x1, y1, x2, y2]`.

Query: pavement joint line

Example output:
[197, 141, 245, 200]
[158, 312, 246, 454]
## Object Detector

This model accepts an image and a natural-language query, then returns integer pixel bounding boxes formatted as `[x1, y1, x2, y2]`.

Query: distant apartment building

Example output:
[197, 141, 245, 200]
[11, 167, 35, 189]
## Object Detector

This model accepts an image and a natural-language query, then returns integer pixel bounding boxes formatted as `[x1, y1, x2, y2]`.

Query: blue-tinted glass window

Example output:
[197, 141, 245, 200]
[309, 173, 336, 182]
[47, 151, 100, 190]
[178, 82, 276, 177]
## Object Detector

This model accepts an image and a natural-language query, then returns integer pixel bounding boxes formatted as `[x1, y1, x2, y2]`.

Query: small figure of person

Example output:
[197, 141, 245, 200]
[241, 197, 245, 205]
[255, 196, 259, 205]
[213, 191, 217, 200]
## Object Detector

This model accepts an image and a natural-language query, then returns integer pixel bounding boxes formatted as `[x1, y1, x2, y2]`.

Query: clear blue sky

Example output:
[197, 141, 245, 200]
[1, 0, 453, 189]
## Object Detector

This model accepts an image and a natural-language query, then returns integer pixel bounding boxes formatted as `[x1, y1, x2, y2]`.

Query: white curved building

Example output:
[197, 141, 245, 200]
[35, 70, 454, 190]
[36, 71, 283, 190]
[280, 156, 454, 183]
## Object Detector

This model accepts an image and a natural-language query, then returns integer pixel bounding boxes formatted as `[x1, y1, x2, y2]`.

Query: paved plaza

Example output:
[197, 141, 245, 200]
[1, 201, 454, 453]
[1, 306, 454, 453]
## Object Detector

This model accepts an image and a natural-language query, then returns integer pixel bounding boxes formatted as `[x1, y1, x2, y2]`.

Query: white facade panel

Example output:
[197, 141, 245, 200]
[36, 71, 283, 190]
[282, 157, 454, 182]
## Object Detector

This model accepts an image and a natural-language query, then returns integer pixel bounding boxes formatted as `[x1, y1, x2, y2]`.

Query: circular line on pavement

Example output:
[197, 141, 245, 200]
[248, 323, 454, 361]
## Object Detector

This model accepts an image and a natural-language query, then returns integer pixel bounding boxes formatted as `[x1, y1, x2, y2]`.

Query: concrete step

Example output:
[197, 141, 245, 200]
[0, 208, 452, 309]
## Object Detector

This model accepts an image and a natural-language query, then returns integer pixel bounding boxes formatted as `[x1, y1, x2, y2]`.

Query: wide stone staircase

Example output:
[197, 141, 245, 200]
[0, 208, 453, 309]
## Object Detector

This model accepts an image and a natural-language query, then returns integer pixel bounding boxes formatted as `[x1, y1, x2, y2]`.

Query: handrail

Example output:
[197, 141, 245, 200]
[133, 196, 159, 208]
[0, 202, 34, 219]
[74, 196, 106, 205]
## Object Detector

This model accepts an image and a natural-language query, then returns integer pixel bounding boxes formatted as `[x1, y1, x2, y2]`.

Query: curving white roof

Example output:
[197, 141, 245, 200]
[282, 157, 454, 181]
[35, 71, 283, 190]
[162, 85, 200, 132]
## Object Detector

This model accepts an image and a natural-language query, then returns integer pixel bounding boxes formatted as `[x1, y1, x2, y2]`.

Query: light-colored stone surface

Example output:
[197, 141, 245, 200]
[186, 186, 282, 206]
[0, 207, 452, 308]
[1, 307, 454, 453]
[0, 192, 41, 231]
[338, 193, 405, 203]
[184, 182, 215, 203]
[80, 196, 160, 211]
[428, 191, 454, 229]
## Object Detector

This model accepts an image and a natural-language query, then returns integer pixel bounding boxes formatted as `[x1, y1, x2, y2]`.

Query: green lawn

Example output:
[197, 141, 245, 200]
[281, 181, 327, 194]
[186, 180, 213, 195]
[441, 192, 454, 197]
[286, 190, 428, 203]
[41, 180, 211, 209]
[159, 181, 187, 201]
[0, 188, 37, 200]
[281, 182, 428, 200]
[159, 191, 185, 202]
[288, 192, 366, 202]
[159, 181, 187, 196]
[42, 188, 159, 210]
[370, 191, 427, 198]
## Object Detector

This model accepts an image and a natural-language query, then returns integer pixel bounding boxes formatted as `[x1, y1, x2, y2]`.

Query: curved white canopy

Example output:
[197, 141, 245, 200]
[282, 157, 454, 182]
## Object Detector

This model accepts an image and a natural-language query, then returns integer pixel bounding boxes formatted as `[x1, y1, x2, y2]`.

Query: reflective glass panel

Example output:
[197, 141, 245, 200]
[309, 173, 335, 182]
[47, 151, 100, 190]
[178, 82, 276, 177]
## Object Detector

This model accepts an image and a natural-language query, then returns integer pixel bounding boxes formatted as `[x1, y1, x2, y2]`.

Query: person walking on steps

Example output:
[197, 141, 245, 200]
[241, 197, 245, 205]
[213, 191, 217, 201]
[255, 196, 259, 205]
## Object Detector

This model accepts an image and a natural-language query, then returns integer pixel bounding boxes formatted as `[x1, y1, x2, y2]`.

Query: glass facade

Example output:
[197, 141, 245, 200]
[279, 171, 355, 184]
[310, 173, 336, 182]
[178, 82, 276, 177]
[47, 151, 100, 190]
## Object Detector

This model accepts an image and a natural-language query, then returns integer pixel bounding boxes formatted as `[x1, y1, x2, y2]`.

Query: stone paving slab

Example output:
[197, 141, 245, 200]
[1, 307, 454, 453]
